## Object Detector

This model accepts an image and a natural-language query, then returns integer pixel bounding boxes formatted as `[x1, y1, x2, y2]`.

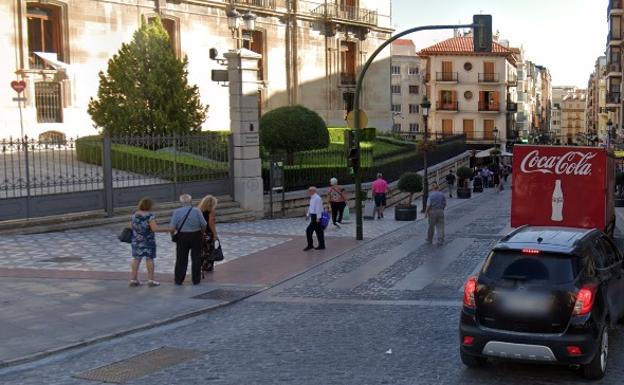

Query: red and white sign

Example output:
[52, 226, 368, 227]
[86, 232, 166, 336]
[512, 145, 614, 231]
[10, 80, 26, 93]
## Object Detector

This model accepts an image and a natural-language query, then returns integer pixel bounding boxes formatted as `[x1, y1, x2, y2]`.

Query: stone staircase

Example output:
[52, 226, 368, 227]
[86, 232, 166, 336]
[0, 195, 256, 235]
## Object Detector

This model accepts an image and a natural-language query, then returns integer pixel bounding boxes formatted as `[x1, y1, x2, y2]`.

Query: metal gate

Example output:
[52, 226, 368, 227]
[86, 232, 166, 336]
[0, 133, 231, 221]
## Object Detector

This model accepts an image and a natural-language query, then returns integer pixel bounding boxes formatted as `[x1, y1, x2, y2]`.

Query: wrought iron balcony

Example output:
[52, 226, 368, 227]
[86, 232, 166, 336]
[311, 3, 378, 26]
[231, 0, 280, 11]
[479, 102, 500, 112]
[436, 72, 458, 82]
[479, 73, 500, 83]
[607, 62, 622, 74]
[436, 101, 459, 111]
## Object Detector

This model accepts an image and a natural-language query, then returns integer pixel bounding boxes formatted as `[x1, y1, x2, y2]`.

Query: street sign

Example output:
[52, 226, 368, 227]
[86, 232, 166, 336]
[346, 110, 368, 129]
[10, 80, 26, 93]
[270, 161, 284, 190]
[12, 97, 26, 102]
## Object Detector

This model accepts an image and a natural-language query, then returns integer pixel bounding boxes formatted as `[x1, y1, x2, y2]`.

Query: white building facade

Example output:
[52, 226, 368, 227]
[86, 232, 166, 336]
[390, 39, 424, 135]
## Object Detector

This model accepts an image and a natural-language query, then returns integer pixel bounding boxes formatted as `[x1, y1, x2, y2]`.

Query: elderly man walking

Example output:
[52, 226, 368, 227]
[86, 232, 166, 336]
[426, 182, 447, 246]
[304, 186, 325, 251]
[170, 194, 206, 285]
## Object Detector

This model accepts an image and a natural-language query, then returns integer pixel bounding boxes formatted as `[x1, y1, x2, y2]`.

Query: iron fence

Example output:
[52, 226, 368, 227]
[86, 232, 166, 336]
[1, 133, 230, 200]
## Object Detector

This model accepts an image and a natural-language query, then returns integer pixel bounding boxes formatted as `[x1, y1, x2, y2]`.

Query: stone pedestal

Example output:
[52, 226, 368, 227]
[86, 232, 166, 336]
[225, 49, 264, 216]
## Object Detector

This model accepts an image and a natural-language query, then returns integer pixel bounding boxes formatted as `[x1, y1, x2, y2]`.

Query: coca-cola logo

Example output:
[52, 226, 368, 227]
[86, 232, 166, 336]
[520, 150, 596, 176]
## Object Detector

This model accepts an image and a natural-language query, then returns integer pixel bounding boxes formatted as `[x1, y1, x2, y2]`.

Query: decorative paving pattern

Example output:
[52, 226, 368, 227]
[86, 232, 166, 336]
[0, 230, 291, 273]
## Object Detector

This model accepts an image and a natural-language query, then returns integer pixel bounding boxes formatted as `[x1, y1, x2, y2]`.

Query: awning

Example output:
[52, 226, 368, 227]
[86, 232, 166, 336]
[34, 52, 72, 72]
[475, 147, 513, 158]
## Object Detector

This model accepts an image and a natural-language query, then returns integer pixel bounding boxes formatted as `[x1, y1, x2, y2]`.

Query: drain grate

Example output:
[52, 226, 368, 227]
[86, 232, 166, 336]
[192, 288, 258, 301]
[73, 346, 202, 383]
[39, 256, 83, 263]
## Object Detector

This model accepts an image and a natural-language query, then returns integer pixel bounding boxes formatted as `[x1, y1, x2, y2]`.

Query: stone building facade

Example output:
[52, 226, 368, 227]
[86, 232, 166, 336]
[390, 39, 423, 135]
[1, 0, 393, 139]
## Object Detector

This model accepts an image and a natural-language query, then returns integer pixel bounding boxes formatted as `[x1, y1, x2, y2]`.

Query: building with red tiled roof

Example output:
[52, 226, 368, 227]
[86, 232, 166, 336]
[419, 36, 519, 149]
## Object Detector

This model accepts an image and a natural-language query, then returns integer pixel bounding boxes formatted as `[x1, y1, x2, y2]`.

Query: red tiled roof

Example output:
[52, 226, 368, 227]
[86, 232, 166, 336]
[393, 39, 415, 47]
[418, 36, 513, 56]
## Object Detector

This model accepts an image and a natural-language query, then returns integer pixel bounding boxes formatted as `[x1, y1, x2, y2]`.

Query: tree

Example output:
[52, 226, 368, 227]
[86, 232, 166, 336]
[456, 166, 473, 189]
[260, 105, 329, 164]
[397, 172, 423, 207]
[88, 17, 207, 136]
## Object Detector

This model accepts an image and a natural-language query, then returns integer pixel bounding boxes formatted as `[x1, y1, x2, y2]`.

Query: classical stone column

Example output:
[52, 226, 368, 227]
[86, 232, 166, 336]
[224, 49, 264, 216]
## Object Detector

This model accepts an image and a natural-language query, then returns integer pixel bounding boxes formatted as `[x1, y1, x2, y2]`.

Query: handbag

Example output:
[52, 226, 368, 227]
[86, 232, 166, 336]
[210, 240, 224, 262]
[171, 207, 193, 243]
[118, 227, 132, 243]
[320, 210, 330, 229]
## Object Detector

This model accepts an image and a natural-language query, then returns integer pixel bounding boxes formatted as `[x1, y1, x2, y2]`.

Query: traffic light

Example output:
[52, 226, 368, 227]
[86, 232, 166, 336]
[345, 129, 360, 169]
[473, 15, 492, 53]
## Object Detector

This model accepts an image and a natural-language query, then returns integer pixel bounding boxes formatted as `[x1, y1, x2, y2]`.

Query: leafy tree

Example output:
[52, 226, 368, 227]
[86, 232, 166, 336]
[456, 166, 473, 189]
[260, 105, 329, 164]
[88, 17, 207, 136]
[397, 172, 423, 206]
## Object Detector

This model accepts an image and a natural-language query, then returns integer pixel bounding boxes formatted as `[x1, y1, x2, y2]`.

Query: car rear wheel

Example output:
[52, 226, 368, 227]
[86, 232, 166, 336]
[582, 326, 608, 380]
[460, 350, 486, 368]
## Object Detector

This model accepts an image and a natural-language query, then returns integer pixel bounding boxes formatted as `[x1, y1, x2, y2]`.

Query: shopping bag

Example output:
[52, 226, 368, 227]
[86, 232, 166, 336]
[342, 205, 351, 221]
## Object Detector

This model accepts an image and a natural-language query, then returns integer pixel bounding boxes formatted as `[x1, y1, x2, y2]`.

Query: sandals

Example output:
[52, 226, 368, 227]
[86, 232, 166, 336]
[129, 280, 141, 287]
[147, 280, 160, 287]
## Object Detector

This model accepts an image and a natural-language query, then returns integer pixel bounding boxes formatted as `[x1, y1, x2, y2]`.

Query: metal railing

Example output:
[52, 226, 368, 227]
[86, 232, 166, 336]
[608, 92, 621, 104]
[608, 62, 622, 73]
[311, 3, 378, 26]
[479, 73, 500, 83]
[231, 0, 280, 10]
[34, 82, 63, 123]
[340, 72, 356, 85]
[436, 72, 458, 82]
[436, 101, 459, 111]
[478, 102, 500, 112]
[1, 134, 230, 199]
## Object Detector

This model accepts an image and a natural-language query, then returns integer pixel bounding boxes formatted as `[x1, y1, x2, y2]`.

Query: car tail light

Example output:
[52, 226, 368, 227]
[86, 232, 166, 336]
[567, 346, 583, 356]
[463, 336, 475, 346]
[463, 276, 477, 309]
[573, 285, 597, 316]
[522, 248, 540, 254]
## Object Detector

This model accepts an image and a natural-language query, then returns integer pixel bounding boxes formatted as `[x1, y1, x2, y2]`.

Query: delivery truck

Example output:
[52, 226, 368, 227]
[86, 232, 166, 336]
[511, 145, 616, 236]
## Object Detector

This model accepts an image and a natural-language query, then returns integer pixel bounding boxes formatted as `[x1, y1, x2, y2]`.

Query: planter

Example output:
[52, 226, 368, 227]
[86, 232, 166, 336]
[457, 188, 472, 199]
[395, 205, 417, 221]
[615, 197, 624, 207]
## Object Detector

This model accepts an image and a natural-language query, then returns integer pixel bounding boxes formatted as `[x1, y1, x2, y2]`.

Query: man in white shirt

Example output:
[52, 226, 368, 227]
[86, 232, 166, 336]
[304, 186, 325, 251]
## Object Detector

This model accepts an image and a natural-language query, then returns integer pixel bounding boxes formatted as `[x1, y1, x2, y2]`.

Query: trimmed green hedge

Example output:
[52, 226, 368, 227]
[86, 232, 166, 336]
[328, 127, 376, 143]
[76, 136, 228, 182]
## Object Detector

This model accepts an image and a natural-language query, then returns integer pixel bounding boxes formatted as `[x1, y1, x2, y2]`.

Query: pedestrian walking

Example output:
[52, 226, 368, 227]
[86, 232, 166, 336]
[503, 164, 510, 183]
[304, 186, 326, 251]
[480, 167, 490, 188]
[129, 198, 174, 287]
[170, 194, 207, 285]
[426, 182, 447, 246]
[371, 173, 389, 219]
[445, 169, 456, 198]
[327, 177, 348, 227]
[493, 167, 502, 193]
[198, 195, 219, 273]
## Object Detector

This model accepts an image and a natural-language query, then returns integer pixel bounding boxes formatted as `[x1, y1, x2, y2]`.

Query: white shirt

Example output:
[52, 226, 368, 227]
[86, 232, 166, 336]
[307, 193, 323, 217]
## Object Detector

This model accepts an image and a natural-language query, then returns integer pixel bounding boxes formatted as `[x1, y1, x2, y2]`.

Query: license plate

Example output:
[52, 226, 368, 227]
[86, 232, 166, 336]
[500, 293, 551, 315]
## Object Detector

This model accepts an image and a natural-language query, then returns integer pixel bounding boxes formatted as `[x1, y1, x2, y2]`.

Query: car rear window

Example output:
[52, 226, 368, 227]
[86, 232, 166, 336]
[482, 250, 580, 284]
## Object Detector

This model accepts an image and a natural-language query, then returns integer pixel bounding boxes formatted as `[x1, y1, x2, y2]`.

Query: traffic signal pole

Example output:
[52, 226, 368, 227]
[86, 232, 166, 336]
[352, 17, 491, 241]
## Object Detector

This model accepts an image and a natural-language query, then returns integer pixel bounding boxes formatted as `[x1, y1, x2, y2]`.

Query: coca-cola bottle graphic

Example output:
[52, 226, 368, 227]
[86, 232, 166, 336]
[551, 180, 564, 222]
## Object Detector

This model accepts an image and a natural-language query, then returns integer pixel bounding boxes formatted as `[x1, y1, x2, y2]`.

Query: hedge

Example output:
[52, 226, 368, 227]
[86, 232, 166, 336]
[263, 136, 467, 192]
[328, 127, 376, 143]
[75, 136, 228, 182]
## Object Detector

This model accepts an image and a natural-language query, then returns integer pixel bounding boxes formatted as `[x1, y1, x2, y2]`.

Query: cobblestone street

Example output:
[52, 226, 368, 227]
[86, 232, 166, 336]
[3, 186, 624, 384]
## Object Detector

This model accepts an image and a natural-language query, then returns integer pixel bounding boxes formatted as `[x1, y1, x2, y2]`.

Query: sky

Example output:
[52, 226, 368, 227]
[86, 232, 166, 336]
[392, 0, 607, 88]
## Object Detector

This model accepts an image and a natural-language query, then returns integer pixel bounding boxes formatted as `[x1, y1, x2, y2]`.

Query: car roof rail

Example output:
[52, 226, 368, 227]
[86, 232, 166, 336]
[499, 224, 529, 242]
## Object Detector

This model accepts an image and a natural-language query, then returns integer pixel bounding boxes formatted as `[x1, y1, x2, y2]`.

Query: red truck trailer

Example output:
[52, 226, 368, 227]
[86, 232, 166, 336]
[511, 145, 616, 236]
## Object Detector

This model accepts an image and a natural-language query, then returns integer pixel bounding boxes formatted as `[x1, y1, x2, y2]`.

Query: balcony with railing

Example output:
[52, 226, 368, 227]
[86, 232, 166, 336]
[340, 72, 356, 86]
[610, 0, 623, 15]
[478, 73, 500, 83]
[607, 91, 621, 105]
[506, 75, 518, 87]
[231, 0, 284, 11]
[436, 72, 458, 82]
[311, 3, 378, 26]
[607, 61, 622, 76]
[609, 29, 623, 43]
[436, 101, 459, 112]
[479, 101, 500, 112]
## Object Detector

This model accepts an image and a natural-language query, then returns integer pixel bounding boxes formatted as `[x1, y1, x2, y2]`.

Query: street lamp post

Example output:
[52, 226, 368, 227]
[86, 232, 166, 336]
[351, 17, 491, 240]
[607, 119, 613, 149]
[493, 127, 499, 164]
[226, 8, 257, 48]
[420, 98, 431, 213]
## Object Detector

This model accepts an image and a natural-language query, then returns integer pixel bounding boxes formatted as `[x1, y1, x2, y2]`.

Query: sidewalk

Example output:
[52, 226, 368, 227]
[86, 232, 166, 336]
[0, 190, 492, 367]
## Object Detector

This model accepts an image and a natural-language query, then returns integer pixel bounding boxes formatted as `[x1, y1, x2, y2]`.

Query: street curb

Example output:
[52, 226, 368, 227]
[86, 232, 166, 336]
[0, 190, 489, 371]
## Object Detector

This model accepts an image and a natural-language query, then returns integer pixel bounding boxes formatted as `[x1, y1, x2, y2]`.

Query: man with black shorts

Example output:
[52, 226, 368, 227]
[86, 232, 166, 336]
[371, 173, 389, 219]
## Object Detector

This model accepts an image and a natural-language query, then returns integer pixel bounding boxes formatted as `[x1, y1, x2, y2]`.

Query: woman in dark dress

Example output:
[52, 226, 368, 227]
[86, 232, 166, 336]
[198, 195, 219, 273]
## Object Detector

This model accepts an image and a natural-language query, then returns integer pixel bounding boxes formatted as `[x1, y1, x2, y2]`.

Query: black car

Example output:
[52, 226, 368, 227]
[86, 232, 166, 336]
[459, 226, 624, 380]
